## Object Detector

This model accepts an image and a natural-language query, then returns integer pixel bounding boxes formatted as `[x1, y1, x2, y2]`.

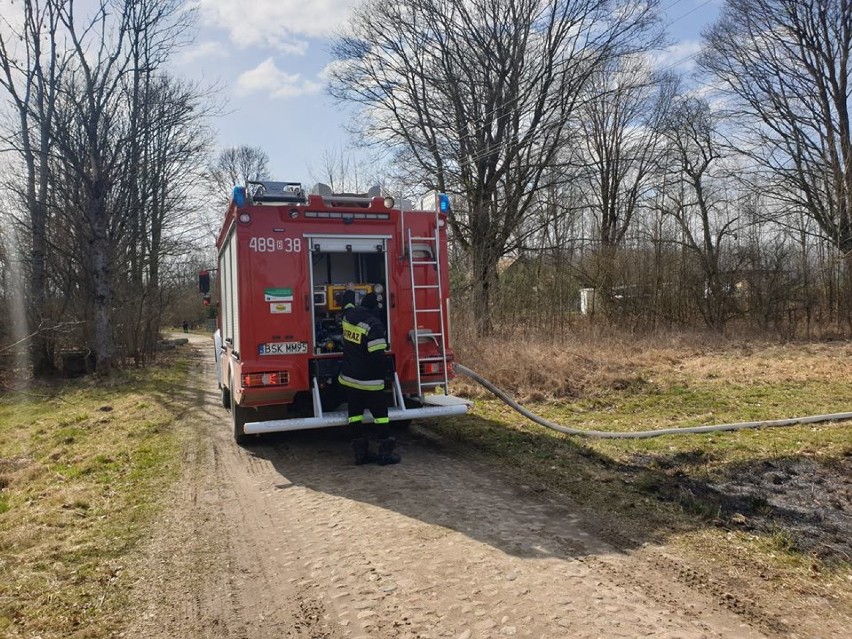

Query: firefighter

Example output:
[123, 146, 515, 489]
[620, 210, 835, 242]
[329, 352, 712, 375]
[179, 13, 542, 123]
[338, 289, 400, 465]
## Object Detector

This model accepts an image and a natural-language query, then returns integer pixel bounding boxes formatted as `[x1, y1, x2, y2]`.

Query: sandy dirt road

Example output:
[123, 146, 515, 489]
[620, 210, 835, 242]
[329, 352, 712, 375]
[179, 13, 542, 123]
[118, 337, 842, 639]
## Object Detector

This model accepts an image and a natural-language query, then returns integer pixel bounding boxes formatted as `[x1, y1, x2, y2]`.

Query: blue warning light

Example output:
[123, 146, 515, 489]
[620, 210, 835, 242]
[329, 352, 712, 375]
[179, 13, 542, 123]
[232, 185, 247, 208]
[438, 193, 451, 212]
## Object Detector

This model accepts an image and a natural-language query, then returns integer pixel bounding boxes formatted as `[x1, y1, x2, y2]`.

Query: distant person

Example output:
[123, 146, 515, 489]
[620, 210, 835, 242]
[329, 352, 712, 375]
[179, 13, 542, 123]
[182, 320, 189, 333]
[339, 290, 400, 465]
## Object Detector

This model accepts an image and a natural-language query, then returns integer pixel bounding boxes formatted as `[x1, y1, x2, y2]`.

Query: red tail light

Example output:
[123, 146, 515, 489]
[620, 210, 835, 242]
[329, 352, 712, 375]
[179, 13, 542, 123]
[419, 362, 442, 376]
[243, 371, 290, 387]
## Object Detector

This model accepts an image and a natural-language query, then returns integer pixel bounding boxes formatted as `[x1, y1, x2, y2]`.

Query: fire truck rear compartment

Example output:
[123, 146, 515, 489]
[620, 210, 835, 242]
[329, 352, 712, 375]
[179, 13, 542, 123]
[309, 244, 389, 355]
[303, 240, 392, 415]
[238, 239, 471, 433]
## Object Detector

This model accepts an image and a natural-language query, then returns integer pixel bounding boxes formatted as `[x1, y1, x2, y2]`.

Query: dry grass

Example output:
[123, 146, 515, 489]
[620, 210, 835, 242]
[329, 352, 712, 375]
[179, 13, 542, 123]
[452, 328, 727, 401]
[453, 331, 852, 419]
[0, 354, 192, 638]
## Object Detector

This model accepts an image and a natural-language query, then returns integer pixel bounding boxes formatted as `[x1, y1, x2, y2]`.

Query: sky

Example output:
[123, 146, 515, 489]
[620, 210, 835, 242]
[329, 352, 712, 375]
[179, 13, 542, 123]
[177, 0, 723, 186]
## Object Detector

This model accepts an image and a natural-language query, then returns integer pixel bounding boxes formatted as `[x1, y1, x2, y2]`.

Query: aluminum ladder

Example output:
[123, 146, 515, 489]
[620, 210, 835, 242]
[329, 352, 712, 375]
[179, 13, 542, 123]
[406, 216, 450, 400]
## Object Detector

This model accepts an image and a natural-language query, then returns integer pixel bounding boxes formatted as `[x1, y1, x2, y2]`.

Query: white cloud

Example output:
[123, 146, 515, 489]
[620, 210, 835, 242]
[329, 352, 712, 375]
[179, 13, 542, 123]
[651, 40, 703, 72]
[317, 59, 350, 82]
[237, 58, 323, 99]
[176, 40, 230, 65]
[197, 0, 358, 52]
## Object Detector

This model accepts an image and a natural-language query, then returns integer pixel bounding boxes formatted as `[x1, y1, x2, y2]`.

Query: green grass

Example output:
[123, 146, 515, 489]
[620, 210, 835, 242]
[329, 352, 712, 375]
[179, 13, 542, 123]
[448, 369, 852, 495]
[0, 354, 193, 638]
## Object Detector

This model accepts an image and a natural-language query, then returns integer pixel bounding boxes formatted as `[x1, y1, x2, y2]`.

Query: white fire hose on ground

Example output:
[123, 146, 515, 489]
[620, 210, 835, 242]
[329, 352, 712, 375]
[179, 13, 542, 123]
[454, 363, 852, 440]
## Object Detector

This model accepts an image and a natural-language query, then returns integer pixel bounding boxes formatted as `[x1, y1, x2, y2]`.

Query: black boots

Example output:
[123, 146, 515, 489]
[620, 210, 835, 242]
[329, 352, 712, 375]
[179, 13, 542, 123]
[377, 437, 401, 465]
[351, 437, 400, 465]
[351, 437, 377, 465]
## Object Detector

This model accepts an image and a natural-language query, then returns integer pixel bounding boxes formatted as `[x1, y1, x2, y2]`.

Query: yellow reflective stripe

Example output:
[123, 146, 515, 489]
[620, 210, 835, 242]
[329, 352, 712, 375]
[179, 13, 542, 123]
[348, 415, 363, 423]
[374, 417, 390, 424]
[342, 320, 367, 334]
[342, 320, 367, 344]
[367, 339, 387, 352]
[339, 374, 384, 391]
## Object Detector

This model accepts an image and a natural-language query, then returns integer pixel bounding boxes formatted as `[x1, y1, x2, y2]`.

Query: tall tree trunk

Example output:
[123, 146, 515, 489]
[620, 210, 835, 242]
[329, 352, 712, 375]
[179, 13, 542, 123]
[470, 237, 500, 337]
[91, 174, 114, 372]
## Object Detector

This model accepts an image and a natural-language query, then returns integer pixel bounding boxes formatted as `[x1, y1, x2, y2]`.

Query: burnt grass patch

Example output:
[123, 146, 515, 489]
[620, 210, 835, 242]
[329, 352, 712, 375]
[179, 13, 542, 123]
[629, 452, 852, 563]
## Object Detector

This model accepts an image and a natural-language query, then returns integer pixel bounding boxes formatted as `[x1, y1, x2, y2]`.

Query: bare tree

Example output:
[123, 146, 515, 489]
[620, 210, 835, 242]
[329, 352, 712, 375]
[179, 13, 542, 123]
[660, 96, 741, 330]
[329, 0, 661, 335]
[2, 0, 211, 374]
[574, 58, 674, 315]
[580, 61, 673, 249]
[209, 146, 271, 200]
[0, 0, 65, 374]
[307, 147, 382, 194]
[122, 0, 196, 288]
[116, 74, 213, 363]
[116, 1, 204, 363]
[700, 0, 852, 252]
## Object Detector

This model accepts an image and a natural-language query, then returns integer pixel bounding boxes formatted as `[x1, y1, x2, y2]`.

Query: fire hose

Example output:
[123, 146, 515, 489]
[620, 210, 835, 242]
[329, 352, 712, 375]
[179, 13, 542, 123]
[454, 363, 852, 440]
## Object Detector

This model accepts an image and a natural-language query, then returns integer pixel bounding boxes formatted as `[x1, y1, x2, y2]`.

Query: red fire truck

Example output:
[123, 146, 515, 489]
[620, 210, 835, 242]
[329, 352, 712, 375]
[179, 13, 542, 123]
[212, 181, 470, 444]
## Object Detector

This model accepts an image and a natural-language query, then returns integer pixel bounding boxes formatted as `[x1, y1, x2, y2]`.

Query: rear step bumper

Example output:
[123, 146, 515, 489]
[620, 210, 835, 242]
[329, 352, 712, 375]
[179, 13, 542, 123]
[244, 403, 468, 434]
[243, 374, 471, 434]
